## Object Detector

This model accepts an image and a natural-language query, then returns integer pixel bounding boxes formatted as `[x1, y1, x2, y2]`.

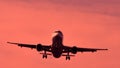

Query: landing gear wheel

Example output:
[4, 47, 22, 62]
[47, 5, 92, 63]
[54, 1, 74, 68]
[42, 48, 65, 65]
[43, 54, 47, 59]
[66, 56, 70, 60]
[42, 50, 47, 59]
[66, 52, 70, 60]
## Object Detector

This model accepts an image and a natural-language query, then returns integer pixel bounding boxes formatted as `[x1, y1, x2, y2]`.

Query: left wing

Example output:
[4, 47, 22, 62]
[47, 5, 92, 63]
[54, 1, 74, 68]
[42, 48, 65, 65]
[7, 42, 51, 51]
[63, 46, 108, 53]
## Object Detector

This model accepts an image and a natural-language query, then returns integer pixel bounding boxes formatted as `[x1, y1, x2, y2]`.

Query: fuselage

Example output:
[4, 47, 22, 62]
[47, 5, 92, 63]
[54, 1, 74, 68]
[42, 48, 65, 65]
[51, 31, 63, 58]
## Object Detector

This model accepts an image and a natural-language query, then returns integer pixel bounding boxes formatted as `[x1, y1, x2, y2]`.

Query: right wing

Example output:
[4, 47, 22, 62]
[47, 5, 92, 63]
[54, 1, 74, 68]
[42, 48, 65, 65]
[63, 46, 108, 53]
[7, 42, 51, 51]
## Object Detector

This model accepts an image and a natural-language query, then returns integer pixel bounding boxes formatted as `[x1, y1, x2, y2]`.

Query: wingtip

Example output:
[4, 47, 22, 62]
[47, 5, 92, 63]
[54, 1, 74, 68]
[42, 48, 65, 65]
[97, 48, 108, 51]
[7, 42, 11, 44]
[105, 48, 108, 50]
[7, 42, 15, 44]
[102, 49, 108, 50]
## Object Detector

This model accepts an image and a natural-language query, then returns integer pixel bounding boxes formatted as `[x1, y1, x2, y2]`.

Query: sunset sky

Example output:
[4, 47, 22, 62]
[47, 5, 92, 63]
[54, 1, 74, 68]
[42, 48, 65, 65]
[0, 0, 120, 68]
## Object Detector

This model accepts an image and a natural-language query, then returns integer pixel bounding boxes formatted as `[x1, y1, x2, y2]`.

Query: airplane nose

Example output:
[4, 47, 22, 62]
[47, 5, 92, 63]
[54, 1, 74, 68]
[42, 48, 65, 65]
[52, 32, 58, 37]
[53, 53, 61, 58]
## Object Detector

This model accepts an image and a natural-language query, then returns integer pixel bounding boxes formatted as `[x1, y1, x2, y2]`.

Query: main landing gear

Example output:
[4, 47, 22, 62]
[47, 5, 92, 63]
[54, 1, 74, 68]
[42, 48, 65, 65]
[66, 52, 70, 60]
[42, 51, 47, 59]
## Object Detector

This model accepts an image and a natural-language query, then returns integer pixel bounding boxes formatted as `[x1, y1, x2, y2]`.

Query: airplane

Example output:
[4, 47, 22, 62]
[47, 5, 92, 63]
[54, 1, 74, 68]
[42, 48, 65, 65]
[7, 30, 108, 60]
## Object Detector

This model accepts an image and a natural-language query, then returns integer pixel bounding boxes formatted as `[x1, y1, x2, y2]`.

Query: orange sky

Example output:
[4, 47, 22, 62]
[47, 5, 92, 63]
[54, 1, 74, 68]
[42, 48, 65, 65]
[0, 0, 120, 68]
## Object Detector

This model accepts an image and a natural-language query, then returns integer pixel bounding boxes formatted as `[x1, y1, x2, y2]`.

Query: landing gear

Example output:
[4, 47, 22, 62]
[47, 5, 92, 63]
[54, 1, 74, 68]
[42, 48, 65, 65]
[66, 52, 70, 60]
[66, 56, 70, 60]
[42, 51, 47, 59]
[43, 54, 47, 58]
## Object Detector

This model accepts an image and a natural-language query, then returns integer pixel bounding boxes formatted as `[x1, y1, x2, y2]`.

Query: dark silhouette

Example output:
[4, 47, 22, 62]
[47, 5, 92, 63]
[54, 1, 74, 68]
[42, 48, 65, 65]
[7, 30, 108, 60]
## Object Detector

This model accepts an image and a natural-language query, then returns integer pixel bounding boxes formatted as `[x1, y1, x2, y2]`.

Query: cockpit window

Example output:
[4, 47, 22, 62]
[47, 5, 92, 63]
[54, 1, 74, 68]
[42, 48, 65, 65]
[55, 30, 63, 36]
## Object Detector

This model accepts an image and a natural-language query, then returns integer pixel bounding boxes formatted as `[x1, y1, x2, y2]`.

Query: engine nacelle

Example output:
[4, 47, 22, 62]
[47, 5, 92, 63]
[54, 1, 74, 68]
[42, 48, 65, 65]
[36, 44, 42, 51]
[71, 46, 77, 54]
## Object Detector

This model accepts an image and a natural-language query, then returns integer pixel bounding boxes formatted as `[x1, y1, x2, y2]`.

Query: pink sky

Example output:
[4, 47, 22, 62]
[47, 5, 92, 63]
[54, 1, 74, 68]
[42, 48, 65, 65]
[0, 0, 120, 68]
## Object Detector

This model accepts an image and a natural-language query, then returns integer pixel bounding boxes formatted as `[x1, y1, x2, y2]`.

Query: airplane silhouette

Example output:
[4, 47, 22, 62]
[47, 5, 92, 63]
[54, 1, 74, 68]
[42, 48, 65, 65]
[7, 30, 108, 60]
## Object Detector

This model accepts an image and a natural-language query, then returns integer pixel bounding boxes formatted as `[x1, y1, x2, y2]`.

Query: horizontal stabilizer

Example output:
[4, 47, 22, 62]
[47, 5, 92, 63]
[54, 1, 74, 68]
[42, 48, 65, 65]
[62, 54, 75, 57]
[40, 53, 52, 55]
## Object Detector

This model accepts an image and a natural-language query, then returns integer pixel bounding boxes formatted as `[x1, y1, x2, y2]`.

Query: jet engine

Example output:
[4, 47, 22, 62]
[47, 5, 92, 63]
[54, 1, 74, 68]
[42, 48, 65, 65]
[36, 44, 42, 51]
[71, 46, 77, 54]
